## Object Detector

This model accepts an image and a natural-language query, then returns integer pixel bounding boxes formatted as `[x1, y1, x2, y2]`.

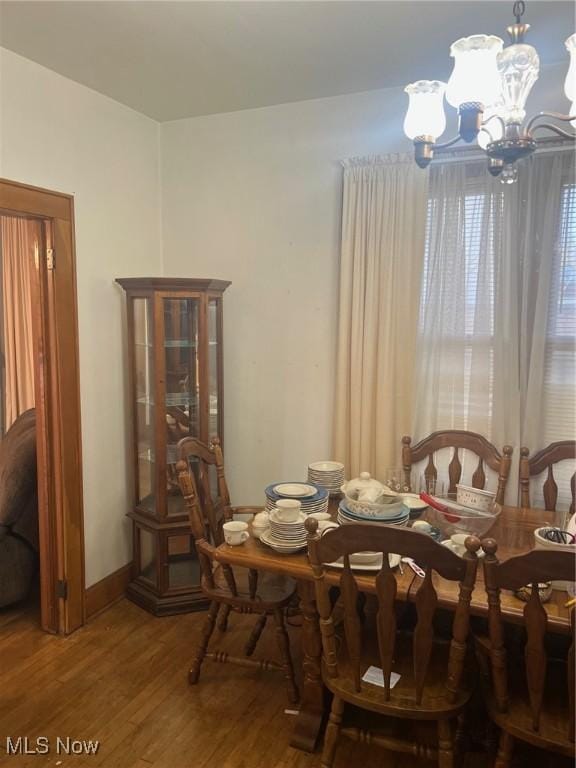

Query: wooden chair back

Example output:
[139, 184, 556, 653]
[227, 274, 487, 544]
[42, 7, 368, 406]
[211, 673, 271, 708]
[519, 441, 576, 515]
[402, 430, 513, 504]
[176, 436, 232, 545]
[175, 454, 221, 592]
[305, 519, 480, 705]
[481, 539, 576, 742]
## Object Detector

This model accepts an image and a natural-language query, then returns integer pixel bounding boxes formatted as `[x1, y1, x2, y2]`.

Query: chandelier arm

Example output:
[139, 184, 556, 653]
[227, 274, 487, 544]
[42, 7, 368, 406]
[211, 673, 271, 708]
[525, 111, 576, 134]
[434, 134, 463, 151]
[530, 123, 576, 140]
[482, 113, 506, 132]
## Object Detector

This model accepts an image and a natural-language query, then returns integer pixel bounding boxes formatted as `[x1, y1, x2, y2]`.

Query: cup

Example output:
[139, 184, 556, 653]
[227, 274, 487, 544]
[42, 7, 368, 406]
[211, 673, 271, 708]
[275, 498, 302, 522]
[318, 521, 339, 535]
[223, 520, 249, 546]
[450, 533, 468, 555]
[420, 476, 445, 497]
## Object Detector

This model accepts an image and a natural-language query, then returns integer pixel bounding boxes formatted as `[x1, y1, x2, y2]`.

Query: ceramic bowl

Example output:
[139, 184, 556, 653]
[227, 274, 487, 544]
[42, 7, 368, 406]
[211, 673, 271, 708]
[349, 551, 380, 565]
[533, 527, 576, 590]
[455, 484, 495, 514]
[344, 494, 404, 518]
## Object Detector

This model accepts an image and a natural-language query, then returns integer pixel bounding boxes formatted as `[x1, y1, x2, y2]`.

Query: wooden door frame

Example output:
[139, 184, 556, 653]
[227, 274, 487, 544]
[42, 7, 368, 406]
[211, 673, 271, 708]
[0, 178, 85, 634]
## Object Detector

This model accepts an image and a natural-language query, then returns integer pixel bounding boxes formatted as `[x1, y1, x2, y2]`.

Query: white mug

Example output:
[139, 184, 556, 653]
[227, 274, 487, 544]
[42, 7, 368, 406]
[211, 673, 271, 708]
[275, 498, 302, 522]
[223, 520, 249, 546]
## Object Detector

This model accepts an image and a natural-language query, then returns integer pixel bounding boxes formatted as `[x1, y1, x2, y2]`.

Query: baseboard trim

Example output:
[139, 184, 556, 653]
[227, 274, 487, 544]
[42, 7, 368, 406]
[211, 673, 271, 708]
[85, 562, 133, 619]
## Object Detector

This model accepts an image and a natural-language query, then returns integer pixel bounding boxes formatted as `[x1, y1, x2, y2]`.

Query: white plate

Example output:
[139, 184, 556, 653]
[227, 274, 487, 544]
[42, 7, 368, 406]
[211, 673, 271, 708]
[260, 530, 307, 553]
[273, 483, 318, 498]
[399, 493, 429, 511]
[308, 461, 344, 472]
[269, 510, 306, 526]
[327, 553, 401, 571]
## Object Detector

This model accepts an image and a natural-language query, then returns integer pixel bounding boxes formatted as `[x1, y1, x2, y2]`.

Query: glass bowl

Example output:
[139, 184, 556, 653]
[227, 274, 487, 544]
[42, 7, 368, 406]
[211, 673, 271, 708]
[425, 496, 501, 538]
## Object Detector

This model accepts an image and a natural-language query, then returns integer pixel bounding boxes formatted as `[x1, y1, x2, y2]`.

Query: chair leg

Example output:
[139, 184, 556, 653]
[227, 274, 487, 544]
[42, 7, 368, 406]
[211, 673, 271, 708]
[321, 696, 344, 768]
[189, 601, 219, 685]
[272, 608, 299, 705]
[245, 613, 267, 656]
[437, 719, 454, 768]
[494, 730, 514, 768]
[217, 604, 231, 633]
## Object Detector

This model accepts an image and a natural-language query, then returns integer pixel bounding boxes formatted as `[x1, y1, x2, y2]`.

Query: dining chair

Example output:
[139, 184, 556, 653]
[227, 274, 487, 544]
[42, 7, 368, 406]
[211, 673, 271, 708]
[305, 518, 481, 768]
[480, 539, 575, 766]
[402, 431, 513, 505]
[175, 437, 299, 704]
[519, 441, 575, 515]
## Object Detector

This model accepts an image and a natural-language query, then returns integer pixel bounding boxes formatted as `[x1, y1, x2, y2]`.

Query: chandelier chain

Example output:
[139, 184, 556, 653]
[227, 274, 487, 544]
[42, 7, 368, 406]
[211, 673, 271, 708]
[513, 1, 526, 24]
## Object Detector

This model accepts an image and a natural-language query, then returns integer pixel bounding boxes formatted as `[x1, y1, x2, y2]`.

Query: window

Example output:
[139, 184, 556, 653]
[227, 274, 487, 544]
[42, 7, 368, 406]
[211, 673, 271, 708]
[415, 151, 575, 507]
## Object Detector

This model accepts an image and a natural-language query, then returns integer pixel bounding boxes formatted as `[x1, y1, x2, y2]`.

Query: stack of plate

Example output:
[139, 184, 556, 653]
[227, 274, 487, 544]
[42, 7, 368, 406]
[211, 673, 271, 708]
[265, 482, 329, 516]
[337, 500, 409, 527]
[260, 510, 308, 554]
[307, 461, 345, 496]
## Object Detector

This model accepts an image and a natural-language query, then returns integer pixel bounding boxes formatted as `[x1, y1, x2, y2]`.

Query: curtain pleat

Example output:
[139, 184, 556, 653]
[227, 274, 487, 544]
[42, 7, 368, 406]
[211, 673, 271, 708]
[333, 156, 428, 477]
[1, 215, 38, 430]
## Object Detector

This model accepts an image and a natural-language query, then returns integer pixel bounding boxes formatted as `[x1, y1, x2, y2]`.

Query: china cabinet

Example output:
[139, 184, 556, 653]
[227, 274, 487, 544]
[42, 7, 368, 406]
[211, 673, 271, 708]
[116, 277, 230, 615]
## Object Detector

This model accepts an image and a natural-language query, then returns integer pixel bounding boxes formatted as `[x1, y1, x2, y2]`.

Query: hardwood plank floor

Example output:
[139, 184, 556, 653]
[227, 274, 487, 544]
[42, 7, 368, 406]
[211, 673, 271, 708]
[0, 599, 571, 767]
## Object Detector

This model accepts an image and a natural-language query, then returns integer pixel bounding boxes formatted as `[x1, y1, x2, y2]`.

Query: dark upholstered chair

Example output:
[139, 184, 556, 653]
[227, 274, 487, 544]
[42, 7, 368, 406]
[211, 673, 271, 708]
[0, 409, 38, 607]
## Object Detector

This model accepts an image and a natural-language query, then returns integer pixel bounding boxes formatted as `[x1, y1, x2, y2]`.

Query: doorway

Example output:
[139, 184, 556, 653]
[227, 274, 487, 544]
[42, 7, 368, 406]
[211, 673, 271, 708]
[0, 178, 84, 635]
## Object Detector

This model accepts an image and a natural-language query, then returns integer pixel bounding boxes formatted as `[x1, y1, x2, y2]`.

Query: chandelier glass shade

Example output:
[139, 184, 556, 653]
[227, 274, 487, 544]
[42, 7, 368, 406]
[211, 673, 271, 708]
[404, 1, 575, 179]
[446, 35, 503, 109]
[403, 80, 447, 139]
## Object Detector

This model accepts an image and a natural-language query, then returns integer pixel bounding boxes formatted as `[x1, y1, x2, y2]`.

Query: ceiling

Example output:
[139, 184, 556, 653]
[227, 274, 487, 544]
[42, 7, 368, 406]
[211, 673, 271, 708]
[0, 1, 573, 122]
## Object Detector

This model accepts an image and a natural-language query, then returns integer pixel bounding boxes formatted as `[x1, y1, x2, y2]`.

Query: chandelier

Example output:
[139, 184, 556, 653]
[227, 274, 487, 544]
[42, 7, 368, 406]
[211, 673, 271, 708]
[403, 1, 575, 182]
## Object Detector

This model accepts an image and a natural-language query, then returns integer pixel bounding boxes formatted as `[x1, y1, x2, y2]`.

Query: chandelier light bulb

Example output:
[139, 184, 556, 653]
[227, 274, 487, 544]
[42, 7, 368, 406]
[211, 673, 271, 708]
[565, 34, 576, 103]
[478, 104, 505, 149]
[403, 80, 447, 140]
[446, 35, 503, 109]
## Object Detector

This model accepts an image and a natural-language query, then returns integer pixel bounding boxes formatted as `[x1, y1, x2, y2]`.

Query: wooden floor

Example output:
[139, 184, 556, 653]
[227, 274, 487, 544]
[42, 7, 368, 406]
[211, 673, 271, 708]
[0, 598, 571, 768]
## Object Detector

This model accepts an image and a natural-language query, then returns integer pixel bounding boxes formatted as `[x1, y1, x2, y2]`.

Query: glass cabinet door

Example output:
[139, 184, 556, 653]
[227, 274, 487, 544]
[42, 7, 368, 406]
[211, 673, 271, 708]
[133, 298, 156, 515]
[163, 297, 200, 516]
[208, 298, 222, 441]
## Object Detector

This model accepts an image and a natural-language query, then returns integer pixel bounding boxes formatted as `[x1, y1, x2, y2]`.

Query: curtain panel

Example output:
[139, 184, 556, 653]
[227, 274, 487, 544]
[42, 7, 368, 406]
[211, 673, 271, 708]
[335, 147, 574, 506]
[0, 215, 38, 430]
[333, 155, 428, 477]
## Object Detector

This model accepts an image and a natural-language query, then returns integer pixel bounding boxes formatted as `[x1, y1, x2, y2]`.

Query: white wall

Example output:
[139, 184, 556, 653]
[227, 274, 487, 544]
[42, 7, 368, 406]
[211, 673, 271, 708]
[161, 86, 409, 503]
[0, 48, 162, 587]
[160, 63, 570, 505]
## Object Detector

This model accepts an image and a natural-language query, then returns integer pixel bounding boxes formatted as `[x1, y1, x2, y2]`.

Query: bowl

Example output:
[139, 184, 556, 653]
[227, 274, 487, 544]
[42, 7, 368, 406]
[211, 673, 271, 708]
[456, 484, 495, 514]
[349, 551, 380, 565]
[533, 527, 575, 590]
[344, 495, 405, 518]
[308, 461, 344, 473]
[427, 499, 501, 538]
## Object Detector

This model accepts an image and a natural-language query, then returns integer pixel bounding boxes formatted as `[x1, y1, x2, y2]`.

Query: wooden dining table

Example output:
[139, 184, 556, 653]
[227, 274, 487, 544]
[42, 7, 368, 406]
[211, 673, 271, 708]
[212, 504, 572, 753]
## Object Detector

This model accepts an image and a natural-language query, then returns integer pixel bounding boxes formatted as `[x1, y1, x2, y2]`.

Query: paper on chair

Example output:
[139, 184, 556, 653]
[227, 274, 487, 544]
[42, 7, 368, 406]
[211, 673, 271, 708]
[361, 665, 400, 688]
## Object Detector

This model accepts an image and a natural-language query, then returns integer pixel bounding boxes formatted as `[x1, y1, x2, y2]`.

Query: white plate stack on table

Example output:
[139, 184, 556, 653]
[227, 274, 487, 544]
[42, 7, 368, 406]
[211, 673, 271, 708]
[259, 499, 308, 554]
[264, 482, 329, 516]
[307, 461, 345, 496]
[337, 499, 410, 527]
[327, 552, 402, 571]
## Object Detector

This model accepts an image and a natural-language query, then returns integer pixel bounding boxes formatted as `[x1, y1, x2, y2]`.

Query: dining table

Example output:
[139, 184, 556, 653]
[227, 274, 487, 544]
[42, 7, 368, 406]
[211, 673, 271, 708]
[212, 503, 572, 753]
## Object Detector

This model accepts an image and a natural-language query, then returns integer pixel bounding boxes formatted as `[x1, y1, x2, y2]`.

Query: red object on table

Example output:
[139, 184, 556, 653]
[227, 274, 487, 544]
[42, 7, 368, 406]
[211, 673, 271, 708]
[419, 492, 460, 523]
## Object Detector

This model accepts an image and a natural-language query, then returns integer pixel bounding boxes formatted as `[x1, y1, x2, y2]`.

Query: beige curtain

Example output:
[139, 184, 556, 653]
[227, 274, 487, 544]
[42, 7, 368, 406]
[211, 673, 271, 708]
[1, 215, 38, 430]
[333, 155, 428, 477]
